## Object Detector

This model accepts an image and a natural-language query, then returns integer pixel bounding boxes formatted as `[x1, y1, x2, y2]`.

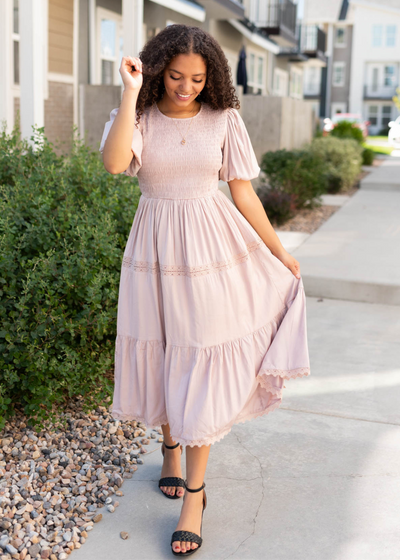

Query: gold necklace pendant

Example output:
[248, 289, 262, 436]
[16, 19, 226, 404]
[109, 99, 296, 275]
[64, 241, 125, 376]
[181, 139, 186, 145]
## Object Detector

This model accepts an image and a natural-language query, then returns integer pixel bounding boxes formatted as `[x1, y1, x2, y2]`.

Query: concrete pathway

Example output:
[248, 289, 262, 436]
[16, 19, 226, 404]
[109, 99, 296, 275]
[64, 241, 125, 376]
[73, 297, 400, 560]
[292, 189, 400, 305]
[360, 158, 400, 192]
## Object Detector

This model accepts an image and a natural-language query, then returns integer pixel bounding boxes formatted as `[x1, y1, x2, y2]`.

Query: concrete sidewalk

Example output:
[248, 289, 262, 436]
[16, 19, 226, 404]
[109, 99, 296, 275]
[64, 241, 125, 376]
[360, 158, 400, 192]
[292, 189, 400, 305]
[73, 297, 400, 560]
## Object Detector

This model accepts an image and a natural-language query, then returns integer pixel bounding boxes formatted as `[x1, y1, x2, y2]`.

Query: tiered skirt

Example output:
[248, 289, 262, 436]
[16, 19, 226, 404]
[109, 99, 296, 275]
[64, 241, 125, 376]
[112, 189, 310, 447]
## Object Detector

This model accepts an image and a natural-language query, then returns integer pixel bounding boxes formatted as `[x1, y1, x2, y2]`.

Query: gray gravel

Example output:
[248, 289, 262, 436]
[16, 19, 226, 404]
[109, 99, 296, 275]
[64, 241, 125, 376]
[0, 398, 163, 560]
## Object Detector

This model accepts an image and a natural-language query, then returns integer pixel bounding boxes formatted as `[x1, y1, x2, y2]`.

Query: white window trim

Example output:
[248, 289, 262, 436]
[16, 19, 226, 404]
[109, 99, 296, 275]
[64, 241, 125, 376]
[332, 61, 345, 87]
[334, 26, 346, 48]
[96, 7, 122, 86]
[303, 65, 321, 96]
[385, 24, 397, 47]
[247, 49, 266, 92]
[289, 66, 303, 100]
[372, 24, 383, 47]
[273, 68, 289, 97]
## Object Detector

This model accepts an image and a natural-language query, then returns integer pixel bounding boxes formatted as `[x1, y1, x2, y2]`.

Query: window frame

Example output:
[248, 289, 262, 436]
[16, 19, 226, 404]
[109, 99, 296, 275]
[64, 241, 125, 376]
[332, 62, 346, 87]
[289, 66, 303, 99]
[372, 24, 383, 47]
[273, 68, 289, 97]
[335, 27, 346, 48]
[96, 7, 123, 86]
[386, 25, 396, 47]
[303, 66, 321, 96]
[247, 49, 266, 93]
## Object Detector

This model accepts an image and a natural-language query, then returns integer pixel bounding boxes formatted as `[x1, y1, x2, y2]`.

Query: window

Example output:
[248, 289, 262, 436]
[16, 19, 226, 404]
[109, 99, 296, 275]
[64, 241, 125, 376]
[372, 68, 379, 92]
[12, 0, 20, 85]
[335, 27, 346, 47]
[386, 25, 396, 47]
[96, 8, 123, 86]
[382, 105, 392, 127]
[384, 65, 395, 87]
[273, 68, 288, 97]
[372, 25, 383, 47]
[303, 66, 320, 95]
[368, 105, 378, 126]
[247, 51, 265, 92]
[290, 67, 303, 99]
[332, 62, 345, 87]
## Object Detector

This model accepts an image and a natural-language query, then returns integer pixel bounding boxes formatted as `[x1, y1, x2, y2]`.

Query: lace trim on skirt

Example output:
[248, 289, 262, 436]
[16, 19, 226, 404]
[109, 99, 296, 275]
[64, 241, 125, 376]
[122, 239, 263, 277]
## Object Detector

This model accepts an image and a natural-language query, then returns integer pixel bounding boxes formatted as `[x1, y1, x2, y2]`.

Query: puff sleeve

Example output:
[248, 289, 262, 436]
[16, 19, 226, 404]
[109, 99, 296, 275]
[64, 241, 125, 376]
[99, 108, 143, 177]
[219, 108, 260, 182]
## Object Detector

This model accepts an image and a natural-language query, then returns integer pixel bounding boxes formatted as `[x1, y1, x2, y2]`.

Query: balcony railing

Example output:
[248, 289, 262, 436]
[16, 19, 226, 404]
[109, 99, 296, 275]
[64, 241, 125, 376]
[299, 25, 326, 55]
[364, 84, 398, 99]
[256, 1, 297, 46]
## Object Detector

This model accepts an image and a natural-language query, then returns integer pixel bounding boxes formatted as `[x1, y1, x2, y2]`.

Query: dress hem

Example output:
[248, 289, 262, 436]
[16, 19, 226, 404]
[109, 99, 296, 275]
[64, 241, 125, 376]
[110, 365, 311, 447]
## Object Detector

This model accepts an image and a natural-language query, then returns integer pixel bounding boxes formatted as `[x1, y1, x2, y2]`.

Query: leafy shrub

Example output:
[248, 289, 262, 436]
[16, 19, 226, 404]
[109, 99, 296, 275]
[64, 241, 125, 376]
[362, 148, 375, 166]
[330, 120, 364, 144]
[260, 148, 326, 209]
[309, 137, 363, 192]
[256, 188, 296, 225]
[0, 125, 140, 429]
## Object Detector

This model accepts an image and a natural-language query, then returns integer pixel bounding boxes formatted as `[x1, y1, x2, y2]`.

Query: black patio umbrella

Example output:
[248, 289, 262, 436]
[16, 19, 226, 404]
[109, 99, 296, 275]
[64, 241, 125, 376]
[236, 45, 248, 94]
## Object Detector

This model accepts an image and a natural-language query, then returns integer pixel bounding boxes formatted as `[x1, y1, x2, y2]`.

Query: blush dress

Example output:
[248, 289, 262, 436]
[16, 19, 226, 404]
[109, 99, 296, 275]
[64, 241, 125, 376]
[99, 101, 310, 447]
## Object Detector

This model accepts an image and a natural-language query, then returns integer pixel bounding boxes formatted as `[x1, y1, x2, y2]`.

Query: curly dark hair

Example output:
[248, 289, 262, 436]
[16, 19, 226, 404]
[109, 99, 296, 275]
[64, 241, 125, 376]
[134, 24, 240, 126]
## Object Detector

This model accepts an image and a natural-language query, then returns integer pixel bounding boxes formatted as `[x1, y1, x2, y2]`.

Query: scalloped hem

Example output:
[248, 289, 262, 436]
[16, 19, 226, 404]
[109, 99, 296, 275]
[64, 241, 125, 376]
[169, 399, 283, 448]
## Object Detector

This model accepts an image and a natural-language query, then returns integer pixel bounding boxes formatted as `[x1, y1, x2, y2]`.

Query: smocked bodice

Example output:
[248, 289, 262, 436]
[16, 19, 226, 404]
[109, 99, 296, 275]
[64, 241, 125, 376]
[99, 101, 261, 200]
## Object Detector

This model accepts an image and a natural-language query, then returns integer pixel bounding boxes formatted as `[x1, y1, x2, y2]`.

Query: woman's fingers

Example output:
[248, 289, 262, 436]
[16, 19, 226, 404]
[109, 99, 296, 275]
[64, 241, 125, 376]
[290, 259, 301, 279]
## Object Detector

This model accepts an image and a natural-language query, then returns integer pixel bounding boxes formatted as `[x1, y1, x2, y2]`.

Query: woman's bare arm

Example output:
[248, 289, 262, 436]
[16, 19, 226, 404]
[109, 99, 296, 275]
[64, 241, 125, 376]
[229, 179, 301, 279]
[102, 56, 143, 175]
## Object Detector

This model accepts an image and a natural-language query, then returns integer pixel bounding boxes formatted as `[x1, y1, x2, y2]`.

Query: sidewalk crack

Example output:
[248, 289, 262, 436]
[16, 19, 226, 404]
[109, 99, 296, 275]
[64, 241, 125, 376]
[223, 432, 265, 559]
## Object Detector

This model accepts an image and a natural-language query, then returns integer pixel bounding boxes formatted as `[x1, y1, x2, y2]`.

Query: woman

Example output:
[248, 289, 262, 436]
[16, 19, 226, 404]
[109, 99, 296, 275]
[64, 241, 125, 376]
[100, 24, 310, 557]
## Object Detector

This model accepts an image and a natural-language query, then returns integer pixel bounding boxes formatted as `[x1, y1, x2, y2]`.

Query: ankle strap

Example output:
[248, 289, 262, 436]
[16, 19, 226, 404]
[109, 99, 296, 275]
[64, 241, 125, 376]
[163, 441, 180, 450]
[184, 479, 206, 492]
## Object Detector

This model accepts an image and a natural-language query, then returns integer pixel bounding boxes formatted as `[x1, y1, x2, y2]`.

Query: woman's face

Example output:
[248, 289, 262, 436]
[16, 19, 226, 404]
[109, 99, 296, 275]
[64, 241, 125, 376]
[163, 53, 207, 106]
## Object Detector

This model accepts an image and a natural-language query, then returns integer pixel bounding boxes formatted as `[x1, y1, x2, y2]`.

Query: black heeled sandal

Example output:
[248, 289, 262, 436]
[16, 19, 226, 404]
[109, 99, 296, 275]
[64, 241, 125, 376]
[170, 479, 207, 556]
[158, 441, 185, 499]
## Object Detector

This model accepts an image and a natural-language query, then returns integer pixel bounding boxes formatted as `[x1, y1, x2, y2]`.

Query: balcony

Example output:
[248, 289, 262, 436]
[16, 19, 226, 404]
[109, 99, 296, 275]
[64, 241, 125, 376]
[364, 84, 398, 100]
[255, 1, 297, 47]
[197, 0, 244, 19]
[298, 25, 327, 64]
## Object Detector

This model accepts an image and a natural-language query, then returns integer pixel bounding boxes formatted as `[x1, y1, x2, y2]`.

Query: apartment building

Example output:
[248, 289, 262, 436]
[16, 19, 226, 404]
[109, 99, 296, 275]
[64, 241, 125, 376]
[303, 0, 400, 132]
[0, 0, 322, 152]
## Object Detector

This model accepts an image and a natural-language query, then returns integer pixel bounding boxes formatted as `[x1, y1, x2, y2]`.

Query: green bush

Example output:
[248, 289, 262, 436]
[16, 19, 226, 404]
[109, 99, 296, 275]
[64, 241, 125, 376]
[260, 148, 326, 209]
[256, 188, 296, 225]
[330, 120, 364, 144]
[309, 136, 363, 192]
[362, 147, 375, 166]
[0, 125, 140, 429]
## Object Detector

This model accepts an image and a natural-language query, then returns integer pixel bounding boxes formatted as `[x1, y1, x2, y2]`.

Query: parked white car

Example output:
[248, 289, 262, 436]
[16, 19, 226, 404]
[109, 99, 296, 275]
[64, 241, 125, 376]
[388, 117, 400, 147]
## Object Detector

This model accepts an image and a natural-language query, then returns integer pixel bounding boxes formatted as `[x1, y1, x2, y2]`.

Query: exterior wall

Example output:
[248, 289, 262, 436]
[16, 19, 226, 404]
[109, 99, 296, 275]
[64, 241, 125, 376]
[81, 84, 121, 150]
[349, 3, 400, 116]
[143, 1, 206, 31]
[48, 0, 74, 75]
[44, 81, 74, 150]
[330, 24, 353, 111]
[241, 95, 313, 162]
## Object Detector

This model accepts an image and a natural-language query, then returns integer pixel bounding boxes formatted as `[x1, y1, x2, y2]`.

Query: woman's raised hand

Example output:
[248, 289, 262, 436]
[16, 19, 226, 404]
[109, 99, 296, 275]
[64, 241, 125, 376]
[119, 56, 143, 92]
